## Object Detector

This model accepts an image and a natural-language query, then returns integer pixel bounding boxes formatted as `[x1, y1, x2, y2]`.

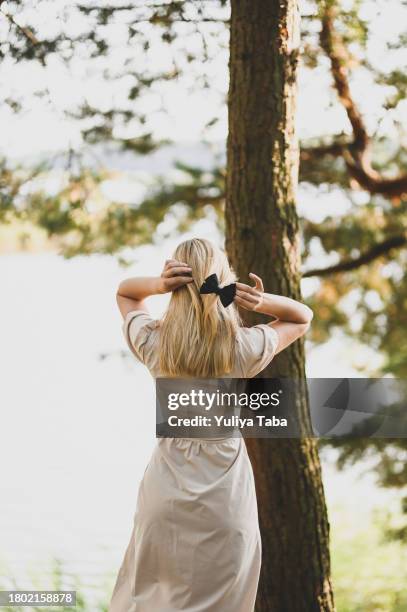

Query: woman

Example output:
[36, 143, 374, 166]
[109, 238, 313, 612]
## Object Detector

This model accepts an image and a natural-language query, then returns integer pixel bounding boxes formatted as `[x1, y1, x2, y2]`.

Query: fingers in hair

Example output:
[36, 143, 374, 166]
[163, 266, 192, 277]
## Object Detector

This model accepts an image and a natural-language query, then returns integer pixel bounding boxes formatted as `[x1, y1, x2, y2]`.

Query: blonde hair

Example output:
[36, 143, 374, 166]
[159, 238, 241, 377]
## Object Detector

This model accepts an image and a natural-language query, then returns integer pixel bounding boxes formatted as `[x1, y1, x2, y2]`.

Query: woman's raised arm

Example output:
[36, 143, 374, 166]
[116, 259, 193, 319]
[234, 272, 313, 355]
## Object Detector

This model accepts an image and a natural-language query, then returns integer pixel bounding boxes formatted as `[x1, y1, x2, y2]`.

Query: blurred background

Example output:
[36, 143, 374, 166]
[0, 1, 406, 610]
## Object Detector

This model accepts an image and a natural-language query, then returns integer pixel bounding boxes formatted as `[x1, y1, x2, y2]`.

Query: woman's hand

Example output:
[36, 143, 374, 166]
[159, 259, 194, 293]
[235, 273, 264, 311]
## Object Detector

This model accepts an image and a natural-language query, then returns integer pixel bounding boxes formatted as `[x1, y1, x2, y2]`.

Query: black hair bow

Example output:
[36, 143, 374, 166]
[199, 273, 236, 308]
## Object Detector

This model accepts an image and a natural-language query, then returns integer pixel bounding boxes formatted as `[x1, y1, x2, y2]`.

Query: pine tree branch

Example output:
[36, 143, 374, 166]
[319, 1, 407, 198]
[76, 2, 228, 23]
[0, 1, 39, 46]
[319, 3, 369, 154]
[302, 235, 407, 278]
[300, 139, 349, 161]
[343, 162, 407, 198]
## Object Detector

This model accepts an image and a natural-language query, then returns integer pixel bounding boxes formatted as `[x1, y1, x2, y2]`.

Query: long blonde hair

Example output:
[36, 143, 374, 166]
[159, 238, 241, 377]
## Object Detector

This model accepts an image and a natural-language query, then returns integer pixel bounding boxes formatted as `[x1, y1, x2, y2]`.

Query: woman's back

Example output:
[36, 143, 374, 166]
[122, 309, 279, 379]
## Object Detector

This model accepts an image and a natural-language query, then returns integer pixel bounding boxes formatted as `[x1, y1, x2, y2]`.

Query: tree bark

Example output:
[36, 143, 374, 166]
[225, 1, 335, 610]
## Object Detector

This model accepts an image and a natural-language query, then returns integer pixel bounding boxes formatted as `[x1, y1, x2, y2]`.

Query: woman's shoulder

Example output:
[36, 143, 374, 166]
[236, 323, 278, 344]
[124, 309, 159, 328]
[234, 324, 279, 377]
[122, 310, 160, 364]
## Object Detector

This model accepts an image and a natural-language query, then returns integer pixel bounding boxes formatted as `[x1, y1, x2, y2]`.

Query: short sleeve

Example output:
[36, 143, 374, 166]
[237, 324, 279, 377]
[122, 310, 158, 365]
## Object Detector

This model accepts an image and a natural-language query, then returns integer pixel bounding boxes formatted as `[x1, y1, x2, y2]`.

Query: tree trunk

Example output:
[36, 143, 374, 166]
[225, 1, 335, 610]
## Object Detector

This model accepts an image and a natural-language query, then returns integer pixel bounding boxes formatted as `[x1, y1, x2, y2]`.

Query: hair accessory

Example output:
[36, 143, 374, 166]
[199, 273, 236, 308]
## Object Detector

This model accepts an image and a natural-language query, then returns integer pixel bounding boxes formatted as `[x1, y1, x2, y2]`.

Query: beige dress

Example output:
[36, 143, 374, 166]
[109, 311, 279, 612]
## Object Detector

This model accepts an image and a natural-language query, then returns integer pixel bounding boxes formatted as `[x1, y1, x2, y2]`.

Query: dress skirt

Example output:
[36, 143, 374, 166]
[109, 436, 261, 612]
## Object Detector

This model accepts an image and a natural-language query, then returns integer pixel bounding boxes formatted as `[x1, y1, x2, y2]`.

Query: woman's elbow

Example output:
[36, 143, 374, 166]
[298, 305, 313, 326]
[297, 321, 311, 337]
[116, 281, 126, 298]
[116, 284, 128, 307]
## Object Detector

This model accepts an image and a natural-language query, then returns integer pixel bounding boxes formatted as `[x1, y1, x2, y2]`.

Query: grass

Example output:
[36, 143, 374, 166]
[330, 503, 407, 611]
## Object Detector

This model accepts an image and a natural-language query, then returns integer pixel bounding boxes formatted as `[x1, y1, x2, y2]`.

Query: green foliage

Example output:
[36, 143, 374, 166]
[320, 392, 407, 544]
[330, 503, 407, 611]
[0, 157, 225, 256]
